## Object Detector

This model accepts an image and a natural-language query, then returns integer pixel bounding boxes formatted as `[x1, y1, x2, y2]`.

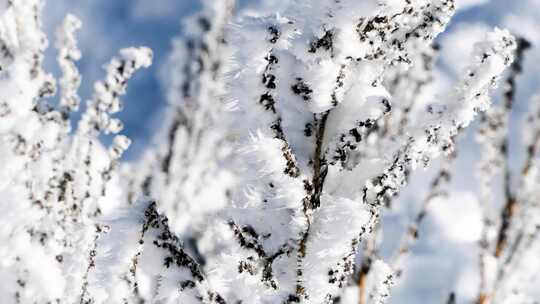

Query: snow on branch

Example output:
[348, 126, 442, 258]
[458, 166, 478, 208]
[122, 2, 238, 287]
[212, 1, 512, 303]
[78, 47, 152, 136]
[363, 28, 516, 208]
[56, 14, 82, 118]
[0, 1, 152, 302]
[0, 0, 526, 303]
[90, 199, 224, 303]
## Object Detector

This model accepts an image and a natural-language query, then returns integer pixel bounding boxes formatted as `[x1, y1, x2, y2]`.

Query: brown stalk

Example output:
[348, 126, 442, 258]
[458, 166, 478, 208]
[475, 36, 530, 304]
[358, 258, 372, 304]
[493, 37, 530, 259]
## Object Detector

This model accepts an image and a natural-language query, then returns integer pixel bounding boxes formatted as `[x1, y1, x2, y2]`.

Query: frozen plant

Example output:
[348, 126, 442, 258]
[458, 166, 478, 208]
[0, 0, 525, 303]
[124, 0, 236, 253]
[0, 0, 151, 303]
[474, 37, 540, 304]
[94, 0, 238, 302]
[190, 0, 515, 303]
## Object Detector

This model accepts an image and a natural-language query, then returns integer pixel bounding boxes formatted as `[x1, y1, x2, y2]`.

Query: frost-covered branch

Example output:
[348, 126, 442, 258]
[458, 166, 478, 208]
[211, 0, 514, 302]
[493, 37, 532, 259]
[126, 0, 236, 246]
[0, 0, 526, 303]
[488, 92, 540, 304]
[0, 1, 151, 302]
[56, 14, 82, 120]
[391, 152, 455, 275]
[90, 199, 225, 303]
[473, 36, 533, 304]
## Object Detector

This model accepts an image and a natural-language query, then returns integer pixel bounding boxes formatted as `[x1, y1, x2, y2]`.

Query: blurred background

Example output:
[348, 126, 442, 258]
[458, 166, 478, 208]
[42, 1, 540, 303]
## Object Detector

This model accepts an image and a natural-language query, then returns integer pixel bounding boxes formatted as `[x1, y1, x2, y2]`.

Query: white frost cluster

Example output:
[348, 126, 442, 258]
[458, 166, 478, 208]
[0, 1, 151, 303]
[0, 0, 527, 303]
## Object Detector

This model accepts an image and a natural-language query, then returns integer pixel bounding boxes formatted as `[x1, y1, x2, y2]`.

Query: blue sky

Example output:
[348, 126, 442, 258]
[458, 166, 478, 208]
[43, 0, 200, 157]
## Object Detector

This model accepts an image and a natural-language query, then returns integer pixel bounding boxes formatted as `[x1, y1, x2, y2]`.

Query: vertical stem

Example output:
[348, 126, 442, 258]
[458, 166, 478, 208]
[493, 37, 530, 259]
[311, 112, 329, 209]
[358, 258, 371, 304]
[446, 292, 456, 304]
[476, 36, 530, 304]
[296, 111, 329, 299]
